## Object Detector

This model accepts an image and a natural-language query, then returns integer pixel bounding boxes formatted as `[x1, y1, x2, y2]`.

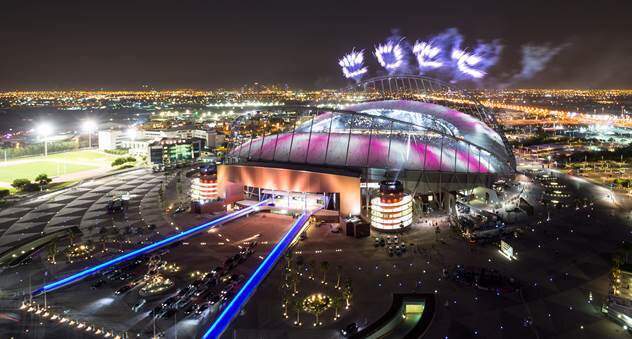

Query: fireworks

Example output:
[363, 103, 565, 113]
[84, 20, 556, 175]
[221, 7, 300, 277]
[412, 41, 443, 70]
[374, 41, 404, 71]
[338, 49, 368, 81]
[451, 48, 486, 79]
[338, 28, 516, 82]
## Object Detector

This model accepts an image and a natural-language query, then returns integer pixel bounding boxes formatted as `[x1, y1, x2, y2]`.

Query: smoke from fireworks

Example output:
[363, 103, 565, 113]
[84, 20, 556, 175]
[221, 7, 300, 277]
[338, 49, 368, 81]
[374, 40, 405, 73]
[513, 43, 569, 80]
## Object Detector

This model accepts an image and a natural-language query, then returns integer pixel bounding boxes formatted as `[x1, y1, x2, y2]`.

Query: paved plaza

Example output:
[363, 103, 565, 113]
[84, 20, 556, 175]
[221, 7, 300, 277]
[0, 167, 631, 339]
[227, 171, 632, 339]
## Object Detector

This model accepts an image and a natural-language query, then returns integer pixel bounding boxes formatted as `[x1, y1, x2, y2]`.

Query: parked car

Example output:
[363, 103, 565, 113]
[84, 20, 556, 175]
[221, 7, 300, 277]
[91, 279, 106, 289]
[132, 299, 147, 312]
[193, 302, 210, 316]
[161, 296, 178, 309]
[149, 305, 164, 317]
[115, 284, 133, 295]
[341, 323, 358, 337]
[158, 308, 177, 319]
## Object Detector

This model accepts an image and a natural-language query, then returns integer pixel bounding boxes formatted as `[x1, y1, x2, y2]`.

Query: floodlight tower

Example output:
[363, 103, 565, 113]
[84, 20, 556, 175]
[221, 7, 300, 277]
[37, 122, 53, 157]
[82, 119, 97, 149]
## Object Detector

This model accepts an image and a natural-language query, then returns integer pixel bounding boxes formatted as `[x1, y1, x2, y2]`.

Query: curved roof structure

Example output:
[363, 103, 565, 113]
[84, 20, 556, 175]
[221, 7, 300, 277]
[228, 99, 514, 175]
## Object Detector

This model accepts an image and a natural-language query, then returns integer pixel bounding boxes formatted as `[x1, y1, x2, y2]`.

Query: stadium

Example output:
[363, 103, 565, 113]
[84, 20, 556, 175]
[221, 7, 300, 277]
[218, 76, 516, 231]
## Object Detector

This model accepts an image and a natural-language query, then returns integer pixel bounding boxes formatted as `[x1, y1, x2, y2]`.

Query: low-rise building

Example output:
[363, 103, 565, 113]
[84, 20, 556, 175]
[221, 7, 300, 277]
[98, 130, 125, 150]
[149, 138, 204, 169]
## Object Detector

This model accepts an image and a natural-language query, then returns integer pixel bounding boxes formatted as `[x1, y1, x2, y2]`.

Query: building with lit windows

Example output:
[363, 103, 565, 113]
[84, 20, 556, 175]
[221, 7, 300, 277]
[191, 175, 219, 202]
[370, 181, 413, 231]
[149, 138, 203, 169]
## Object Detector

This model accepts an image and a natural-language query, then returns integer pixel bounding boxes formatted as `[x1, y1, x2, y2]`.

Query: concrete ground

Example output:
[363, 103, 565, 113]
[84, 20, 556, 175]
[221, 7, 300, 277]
[1, 166, 631, 339]
[0, 166, 299, 339]
[0, 169, 176, 338]
[225, 170, 631, 339]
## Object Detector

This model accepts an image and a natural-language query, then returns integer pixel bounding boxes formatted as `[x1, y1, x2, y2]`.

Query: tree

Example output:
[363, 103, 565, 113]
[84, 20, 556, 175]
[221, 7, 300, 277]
[335, 265, 343, 288]
[332, 295, 343, 320]
[291, 272, 300, 295]
[320, 261, 329, 284]
[47, 240, 58, 263]
[34, 173, 52, 190]
[111, 157, 135, 167]
[295, 256, 304, 274]
[22, 183, 40, 192]
[0, 188, 10, 198]
[284, 251, 294, 280]
[292, 298, 302, 326]
[11, 178, 31, 190]
[281, 292, 291, 319]
[111, 157, 126, 167]
[342, 279, 353, 309]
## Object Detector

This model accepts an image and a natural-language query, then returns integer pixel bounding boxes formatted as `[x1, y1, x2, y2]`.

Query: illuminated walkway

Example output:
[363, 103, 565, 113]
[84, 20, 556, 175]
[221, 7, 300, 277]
[32, 200, 269, 295]
[203, 209, 319, 339]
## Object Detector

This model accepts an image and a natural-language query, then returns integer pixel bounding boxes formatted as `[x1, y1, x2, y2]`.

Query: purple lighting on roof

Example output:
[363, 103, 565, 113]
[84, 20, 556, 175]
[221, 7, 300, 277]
[229, 101, 510, 174]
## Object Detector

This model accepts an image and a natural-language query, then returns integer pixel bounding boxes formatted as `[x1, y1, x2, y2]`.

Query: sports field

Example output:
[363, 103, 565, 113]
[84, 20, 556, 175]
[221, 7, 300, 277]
[0, 150, 119, 185]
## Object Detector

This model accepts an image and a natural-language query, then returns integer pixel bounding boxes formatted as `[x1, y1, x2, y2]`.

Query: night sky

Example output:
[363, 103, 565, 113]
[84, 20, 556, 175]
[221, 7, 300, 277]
[1, 0, 631, 90]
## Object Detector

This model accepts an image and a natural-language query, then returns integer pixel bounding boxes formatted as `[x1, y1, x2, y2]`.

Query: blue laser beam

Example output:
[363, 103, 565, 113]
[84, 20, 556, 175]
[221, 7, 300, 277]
[203, 212, 314, 338]
[32, 200, 269, 295]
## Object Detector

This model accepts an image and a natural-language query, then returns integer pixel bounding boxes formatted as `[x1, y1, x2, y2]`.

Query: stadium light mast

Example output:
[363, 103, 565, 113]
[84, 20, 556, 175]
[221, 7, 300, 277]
[82, 119, 97, 149]
[36, 122, 53, 157]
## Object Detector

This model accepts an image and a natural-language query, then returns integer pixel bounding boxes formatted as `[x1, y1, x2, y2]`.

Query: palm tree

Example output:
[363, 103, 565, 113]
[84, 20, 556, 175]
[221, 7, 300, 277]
[314, 306, 324, 326]
[332, 295, 343, 320]
[320, 261, 329, 284]
[47, 241, 57, 264]
[281, 293, 291, 318]
[335, 265, 343, 288]
[292, 299, 302, 326]
[309, 260, 317, 280]
[285, 251, 293, 271]
[296, 258, 304, 278]
[342, 280, 353, 309]
[289, 270, 300, 295]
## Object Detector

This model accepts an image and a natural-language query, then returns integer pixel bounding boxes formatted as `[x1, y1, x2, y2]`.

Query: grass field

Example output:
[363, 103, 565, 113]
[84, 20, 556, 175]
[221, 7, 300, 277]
[43, 150, 118, 164]
[0, 150, 119, 184]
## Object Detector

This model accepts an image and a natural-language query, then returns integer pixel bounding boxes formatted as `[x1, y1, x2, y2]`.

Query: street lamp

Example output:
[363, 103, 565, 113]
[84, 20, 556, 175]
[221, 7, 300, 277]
[82, 119, 97, 149]
[36, 122, 53, 157]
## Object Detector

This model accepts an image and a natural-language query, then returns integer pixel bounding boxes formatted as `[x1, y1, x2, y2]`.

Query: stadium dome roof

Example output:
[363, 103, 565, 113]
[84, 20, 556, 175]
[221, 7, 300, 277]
[229, 99, 514, 175]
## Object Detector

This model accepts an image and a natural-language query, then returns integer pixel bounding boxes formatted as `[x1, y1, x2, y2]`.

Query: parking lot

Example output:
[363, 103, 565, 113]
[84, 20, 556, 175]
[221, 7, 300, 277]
[27, 213, 294, 338]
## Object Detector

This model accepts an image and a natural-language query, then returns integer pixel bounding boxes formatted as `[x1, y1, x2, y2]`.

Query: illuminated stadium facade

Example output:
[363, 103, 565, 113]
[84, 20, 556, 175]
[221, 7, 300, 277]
[219, 76, 515, 227]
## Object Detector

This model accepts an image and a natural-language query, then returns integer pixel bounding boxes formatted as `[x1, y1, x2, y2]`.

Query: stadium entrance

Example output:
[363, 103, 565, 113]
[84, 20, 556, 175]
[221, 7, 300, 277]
[243, 187, 339, 212]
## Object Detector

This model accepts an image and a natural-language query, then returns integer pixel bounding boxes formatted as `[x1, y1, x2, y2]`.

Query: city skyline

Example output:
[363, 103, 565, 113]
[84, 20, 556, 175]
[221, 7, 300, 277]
[1, 0, 632, 90]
